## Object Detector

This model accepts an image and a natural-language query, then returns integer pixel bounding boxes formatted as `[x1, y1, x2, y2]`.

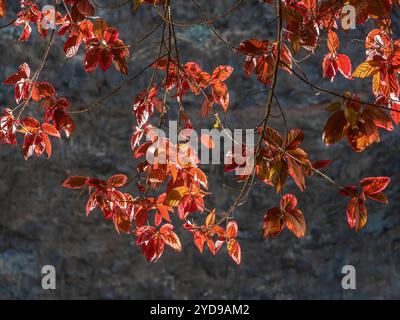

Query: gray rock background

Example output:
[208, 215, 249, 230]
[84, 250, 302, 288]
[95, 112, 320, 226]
[0, 0, 399, 299]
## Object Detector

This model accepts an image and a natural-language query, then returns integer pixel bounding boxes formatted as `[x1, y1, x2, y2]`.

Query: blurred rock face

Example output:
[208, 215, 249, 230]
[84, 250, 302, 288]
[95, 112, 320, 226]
[0, 1, 399, 299]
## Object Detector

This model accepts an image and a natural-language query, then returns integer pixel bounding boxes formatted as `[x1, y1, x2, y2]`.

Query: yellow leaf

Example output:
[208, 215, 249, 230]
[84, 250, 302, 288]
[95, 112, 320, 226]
[352, 61, 380, 78]
[164, 186, 189, 207]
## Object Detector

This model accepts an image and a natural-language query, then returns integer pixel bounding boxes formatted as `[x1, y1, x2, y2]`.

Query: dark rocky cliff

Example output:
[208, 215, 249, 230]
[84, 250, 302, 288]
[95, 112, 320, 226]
[0, 1, 399, 299]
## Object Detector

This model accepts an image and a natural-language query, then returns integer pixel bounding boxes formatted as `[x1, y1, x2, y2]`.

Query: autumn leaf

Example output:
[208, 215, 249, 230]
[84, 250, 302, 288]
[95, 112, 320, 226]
[263, 194, 306, 238]
[360, 177, 390, 195]
[327, 31, 339, 53]
[108, 174, 128, 188]
[164, 186, 189, 206]
[227, 239, 241, 265]
[0, 0, 6, 17]
[352, 60, 380, 78]
[62, 176, 87, 189]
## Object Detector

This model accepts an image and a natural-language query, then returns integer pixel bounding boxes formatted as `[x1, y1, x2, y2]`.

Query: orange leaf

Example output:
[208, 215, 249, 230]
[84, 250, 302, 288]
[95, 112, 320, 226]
[41, 132, 52, 159]
[327, 31, 339, 53]
[227, 239, 241, 265]
[160, 224, 182, 252]
[206, 210, 216, 226]
[226, 220, 238, 239]
[284, 209, 306, 238]
[0, 0, 6, 17]
[211, 65, 234, 82]
[42, 123, 61, 138]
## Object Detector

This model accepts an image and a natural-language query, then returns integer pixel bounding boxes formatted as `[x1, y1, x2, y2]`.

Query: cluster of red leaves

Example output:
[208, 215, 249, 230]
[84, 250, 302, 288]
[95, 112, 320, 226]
[184, 213, 241, 264]
[340, 177, 391, 232]
[352, 28, 400, 127]
[3, 63, 55, 104]
[281, 0, 398, 54]
[281, 0, 322, 53]
[2, 0, 398, 266]
[62, 174, 135, 231]
[62, 166, 241, 264]
[263, 194, 306, 238]
[13, 1, 129, 75]
[1, 63, 75, 158]
[347, 0, 399, 25]
[254, 127, 329, 193]
[153, 58, 234, 113]
[15, 0, 49, 41]
[238, 39, 292, 85]
[83, 19, 129, 74]
[323, 92, 393, 152]
[322, 31, 352, 82]
[60, 55, 241, 263]
[19, 117, 60, 159]
[352, 29, 400, 99]
[136, 224, 181, 262]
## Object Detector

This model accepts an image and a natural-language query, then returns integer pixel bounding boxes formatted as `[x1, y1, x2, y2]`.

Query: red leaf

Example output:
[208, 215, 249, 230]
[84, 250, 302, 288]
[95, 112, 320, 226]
[212, 80, 229, 112]
[84, 47, 100, 72]
[262, 207, 284, 238]
[107, 174, 128, 188]
[312, 160, 331, 170]
[41, 123, 61, 138]
[62, 176, 87, 189]
[339, 185, 357, 197]
[32, 82, 56, 102]
[280, 194, 297, 212]
[64, 35, 81, 58]
[285, 129, 304, 150]
[99, 49, 113, 72]
[41, 132, 52, 158]
[284, 209, 306, 238]
[366, 192, 388, 204]
[346, 197, 367, 231]
[76, 0, 95, 16]
[238, 39, 269, 55]
[360, 177, 390, 195]
[337, 54, 352, 80]
[3, 63, 30, 84]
